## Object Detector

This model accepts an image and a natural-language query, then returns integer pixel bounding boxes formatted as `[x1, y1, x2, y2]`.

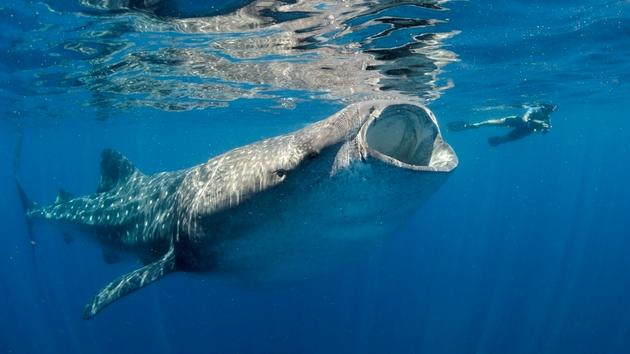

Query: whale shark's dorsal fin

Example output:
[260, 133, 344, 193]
[97, 149, 140, 193]
[55, 189, 74, 205]
[83, 245, 176, 319]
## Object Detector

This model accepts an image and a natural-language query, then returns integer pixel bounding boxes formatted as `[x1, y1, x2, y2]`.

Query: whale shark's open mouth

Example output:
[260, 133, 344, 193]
[361, 104, 457, 172]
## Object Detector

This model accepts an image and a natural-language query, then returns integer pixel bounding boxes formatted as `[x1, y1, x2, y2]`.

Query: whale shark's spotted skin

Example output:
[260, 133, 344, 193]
[29, 162, 183, 257]
[24, 100, 458, 318]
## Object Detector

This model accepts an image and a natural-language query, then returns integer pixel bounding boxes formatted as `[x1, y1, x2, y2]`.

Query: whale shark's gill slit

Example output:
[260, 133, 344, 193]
[365, 105, 438, 167]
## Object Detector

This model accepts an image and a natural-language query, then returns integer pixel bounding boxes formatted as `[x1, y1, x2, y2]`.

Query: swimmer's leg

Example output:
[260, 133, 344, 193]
[448, 116, 519, 132]
[446, 121, 472, 131]
[472, 116, 519, 128]
[447, 118, 505, 131]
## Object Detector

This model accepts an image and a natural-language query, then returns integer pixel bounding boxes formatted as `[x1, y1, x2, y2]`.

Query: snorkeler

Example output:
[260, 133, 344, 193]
[447, 103, 556, 146]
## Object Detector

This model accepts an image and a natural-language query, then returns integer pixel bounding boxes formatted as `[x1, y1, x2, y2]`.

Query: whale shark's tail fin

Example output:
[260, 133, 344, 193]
[83, 244, 177, 319]
[16, 180, 34, 212]
[13, 132, 37, 246]
[16, 180, 36, 246]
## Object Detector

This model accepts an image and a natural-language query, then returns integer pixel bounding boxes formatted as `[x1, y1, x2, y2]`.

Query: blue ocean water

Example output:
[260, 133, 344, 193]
[1, 1, 629, 353]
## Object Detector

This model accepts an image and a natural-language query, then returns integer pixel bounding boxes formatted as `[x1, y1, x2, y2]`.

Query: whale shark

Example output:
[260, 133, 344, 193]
[19, 100, 458, 318]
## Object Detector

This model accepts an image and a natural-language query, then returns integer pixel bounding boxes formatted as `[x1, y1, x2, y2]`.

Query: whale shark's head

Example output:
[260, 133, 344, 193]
[325, 101, 457, 174]
[277, 100, 458, 219]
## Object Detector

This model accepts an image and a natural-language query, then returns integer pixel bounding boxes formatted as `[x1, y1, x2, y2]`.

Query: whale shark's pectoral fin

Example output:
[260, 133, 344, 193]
[83, 245, 176, 319]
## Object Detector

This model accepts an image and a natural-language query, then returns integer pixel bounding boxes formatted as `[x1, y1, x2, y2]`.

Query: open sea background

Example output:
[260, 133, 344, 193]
[1, 0, 629, 353]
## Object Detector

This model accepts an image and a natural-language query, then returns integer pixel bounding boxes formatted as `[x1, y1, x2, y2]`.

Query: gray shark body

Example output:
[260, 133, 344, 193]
[24, 100, 457, 318]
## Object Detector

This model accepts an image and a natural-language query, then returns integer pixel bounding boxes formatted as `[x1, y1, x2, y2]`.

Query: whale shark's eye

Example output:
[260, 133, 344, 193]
[307, 151, 319, 160]
[275, 169, 287, 178]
